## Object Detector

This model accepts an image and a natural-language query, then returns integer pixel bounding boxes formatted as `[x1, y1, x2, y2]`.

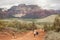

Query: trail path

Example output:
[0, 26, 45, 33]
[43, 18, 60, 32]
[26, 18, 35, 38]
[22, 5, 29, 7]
[0, 29, 46, 40]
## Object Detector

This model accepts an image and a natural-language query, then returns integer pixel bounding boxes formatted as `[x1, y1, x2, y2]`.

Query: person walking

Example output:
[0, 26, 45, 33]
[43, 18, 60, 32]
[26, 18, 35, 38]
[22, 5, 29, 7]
[33, 30, 38, 37]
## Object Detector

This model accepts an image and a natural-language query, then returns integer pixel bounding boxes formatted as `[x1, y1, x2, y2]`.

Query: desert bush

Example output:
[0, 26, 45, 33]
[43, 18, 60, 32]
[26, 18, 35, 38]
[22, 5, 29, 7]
[26, 22, 37, 30]
[45, 31, 60, 40]
[44, 15, 60, 32]
[44, 23, 53, 32]
[0, 20, 8, 31]
[53, 15, 60, 32]
[44, 24, 49, 32]
[0, 20, 37, 32]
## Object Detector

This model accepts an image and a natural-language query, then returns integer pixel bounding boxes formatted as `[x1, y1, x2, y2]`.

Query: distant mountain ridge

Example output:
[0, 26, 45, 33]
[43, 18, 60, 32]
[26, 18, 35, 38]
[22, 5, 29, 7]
[0, 4, 60, 19]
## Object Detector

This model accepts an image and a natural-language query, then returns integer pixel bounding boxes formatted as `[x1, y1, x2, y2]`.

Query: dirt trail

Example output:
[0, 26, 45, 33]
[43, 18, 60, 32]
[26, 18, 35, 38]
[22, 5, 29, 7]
[0, 29, 46, 40]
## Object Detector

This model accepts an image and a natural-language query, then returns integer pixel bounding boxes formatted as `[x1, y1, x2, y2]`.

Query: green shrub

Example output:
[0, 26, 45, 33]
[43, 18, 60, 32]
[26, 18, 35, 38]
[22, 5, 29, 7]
[0, 20, 38, 32]
[53, 15, 60, 32]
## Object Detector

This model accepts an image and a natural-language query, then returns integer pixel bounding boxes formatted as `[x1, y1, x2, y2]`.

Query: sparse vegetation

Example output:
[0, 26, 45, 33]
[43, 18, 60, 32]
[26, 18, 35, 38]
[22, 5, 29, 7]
[44, 15, 60, 32]
[45, 15, 60, 40]
[0, 14, 60, 40]
[45, 31, 60, 40]
[0, 20, 37, 32]
[44, 24, 52, 32]
[53, 15, 60, 32]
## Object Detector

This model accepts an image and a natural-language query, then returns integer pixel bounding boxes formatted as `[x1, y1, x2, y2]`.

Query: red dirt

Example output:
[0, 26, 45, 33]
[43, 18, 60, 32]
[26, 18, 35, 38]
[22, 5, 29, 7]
[0, 29, 46, 40]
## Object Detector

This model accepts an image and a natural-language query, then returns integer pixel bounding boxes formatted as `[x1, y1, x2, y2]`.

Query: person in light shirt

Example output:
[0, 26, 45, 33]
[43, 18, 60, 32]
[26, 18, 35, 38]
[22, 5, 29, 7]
[33, 30, 38, 37]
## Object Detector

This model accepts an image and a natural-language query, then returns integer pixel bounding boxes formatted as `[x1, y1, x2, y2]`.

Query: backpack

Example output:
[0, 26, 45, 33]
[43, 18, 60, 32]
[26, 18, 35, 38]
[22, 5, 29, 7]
[36, 32, 38, 35]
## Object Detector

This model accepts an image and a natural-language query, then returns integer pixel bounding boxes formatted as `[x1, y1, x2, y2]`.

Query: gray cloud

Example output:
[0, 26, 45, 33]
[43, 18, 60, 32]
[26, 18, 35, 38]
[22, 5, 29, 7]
[48, 0, 60, 3]
[0, 0, 60, 10]
[44, 0, 60, 10]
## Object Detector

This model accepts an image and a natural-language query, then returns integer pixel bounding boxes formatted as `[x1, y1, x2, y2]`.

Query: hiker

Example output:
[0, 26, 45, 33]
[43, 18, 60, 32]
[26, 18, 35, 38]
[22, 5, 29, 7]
[12, 32, 16, 39]
[33, 30, 38, 37]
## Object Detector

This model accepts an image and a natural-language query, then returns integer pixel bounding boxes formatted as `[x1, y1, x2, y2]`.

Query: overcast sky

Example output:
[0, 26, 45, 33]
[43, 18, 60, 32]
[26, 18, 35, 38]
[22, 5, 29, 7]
[0, 0, 60, 10]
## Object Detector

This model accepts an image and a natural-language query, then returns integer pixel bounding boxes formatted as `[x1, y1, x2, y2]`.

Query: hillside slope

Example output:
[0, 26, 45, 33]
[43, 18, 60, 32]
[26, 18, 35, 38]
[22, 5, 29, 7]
[36, 15, 57, 23]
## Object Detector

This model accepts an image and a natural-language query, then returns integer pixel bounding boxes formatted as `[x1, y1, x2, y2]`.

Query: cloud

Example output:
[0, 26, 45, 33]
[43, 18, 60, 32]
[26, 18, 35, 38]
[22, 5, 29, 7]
[48, 0, 60, 3]
[0, 0, 60, 10]
[40, 0, 60, 10]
